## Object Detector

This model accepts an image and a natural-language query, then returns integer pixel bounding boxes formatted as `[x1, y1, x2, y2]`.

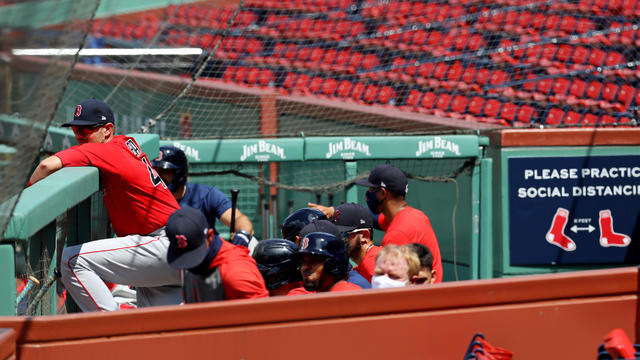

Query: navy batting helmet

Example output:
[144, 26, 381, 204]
[297, 232, 349, 278]
[281, 208, 327, 241]
[152, 146, 188, 193]
[252, 239, 301, 290]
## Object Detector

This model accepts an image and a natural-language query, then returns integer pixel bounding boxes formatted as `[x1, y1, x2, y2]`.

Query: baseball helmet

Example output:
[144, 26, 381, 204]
[152, 146, 188, 193]
[297, 232, 349, 278]
[281, 208, 327, 241]
[252, 239, 302, 290]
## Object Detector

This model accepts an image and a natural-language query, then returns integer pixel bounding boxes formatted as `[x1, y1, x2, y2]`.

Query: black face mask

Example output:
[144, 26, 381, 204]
[365, 189, 382, 214]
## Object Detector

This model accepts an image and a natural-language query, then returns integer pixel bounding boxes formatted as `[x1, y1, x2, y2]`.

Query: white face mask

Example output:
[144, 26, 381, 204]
[371, 274, 408, 289]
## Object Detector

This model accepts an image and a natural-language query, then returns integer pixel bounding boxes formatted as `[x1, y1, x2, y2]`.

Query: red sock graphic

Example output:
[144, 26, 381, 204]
[546, 208, 576, 251]
[599, 210, 631, 247]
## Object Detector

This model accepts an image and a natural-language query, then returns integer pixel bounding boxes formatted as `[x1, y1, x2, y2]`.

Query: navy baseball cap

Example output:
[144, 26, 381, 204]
[166, 207, 210, 270]
[332, 203, 374, 233]
[62, 99, 115, 127]
[299, 219, 341, 239]
[355, 164, 408, 195]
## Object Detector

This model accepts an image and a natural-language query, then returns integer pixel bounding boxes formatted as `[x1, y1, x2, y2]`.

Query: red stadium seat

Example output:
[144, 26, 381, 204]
[571, 46, 590, 68]
[544, 107, 565, 125]
[582, 112, 600, 124]
[516, 104, 537, 123]
[258, 68, 274, 88]
[601, 113, 617, 124]
[387, 57, 406, 81]
[320, 49, 338, 71]
[559, 15, 577, 35]
[320, 78, 338, 97]
[347, 52, 364, 74]
[554, 44, 574, 64]
[483, 98, 502, 119]
[335, 80, 353, 98]
[419, 91, 437, 113]
[305, 47, 325, 68]
[499, 102, 518, 123]
[589, 49, 606, 67]
[363, 84, 380, 104]
[468, 96, 485, 116]
[616, 84, 636, 110]
[377, 86, 395, 105]
[567, 78, 587, 101]
[402, 89, 422, 109]
[450, 94, 468, 114]
[349, 81, 366, 102]
[331, 49, 351, 72]
[244, 67, 260, 85]
[563, 109, 582, 124]
[361, 53, 380, 71]
[552, 78, 571, 100]
[585, 80, 603, 101]
[307, 76, 324, 94]
[222, 65, 236, 82]
[293, 74, 311, 93]
[601, 82, 619, 103]
[292, 46, 312, 68]
[233, 66, 248, 83]
[281, 72, 298, 93]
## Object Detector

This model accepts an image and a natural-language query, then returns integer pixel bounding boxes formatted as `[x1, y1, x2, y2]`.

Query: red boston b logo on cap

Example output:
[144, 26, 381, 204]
[176, 234, 188, 249]
[75, 105, 82, 117]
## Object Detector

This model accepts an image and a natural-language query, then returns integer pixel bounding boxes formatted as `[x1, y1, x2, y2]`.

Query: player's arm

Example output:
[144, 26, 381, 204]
[29, 156, 63, 185]
[307, 202, 335, 218]
[219, 208, 254, 236]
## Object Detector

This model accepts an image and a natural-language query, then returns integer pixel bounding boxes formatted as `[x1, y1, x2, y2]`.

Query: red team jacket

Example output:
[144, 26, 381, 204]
[203, 240, 269, 300]
[286, 281, 361, 296]
[378, 207, 443, 283]
[56, 136, 179, 236]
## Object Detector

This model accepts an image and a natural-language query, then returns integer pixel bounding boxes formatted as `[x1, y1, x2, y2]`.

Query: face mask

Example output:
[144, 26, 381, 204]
[371, 274, 407, 289]
[365, 190, 382, 214]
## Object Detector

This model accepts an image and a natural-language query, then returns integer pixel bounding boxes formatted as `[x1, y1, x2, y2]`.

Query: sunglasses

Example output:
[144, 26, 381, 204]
[72, 124, 103, 136]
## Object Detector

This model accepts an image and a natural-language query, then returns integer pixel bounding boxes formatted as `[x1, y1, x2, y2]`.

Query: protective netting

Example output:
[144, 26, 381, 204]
[1, 0, 101, 240]
[187, 157, 472, 240]
[5, 0, 636, 146]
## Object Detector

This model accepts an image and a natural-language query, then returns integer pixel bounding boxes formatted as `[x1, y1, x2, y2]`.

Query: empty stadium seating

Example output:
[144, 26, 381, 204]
[86, 0, 640, 128]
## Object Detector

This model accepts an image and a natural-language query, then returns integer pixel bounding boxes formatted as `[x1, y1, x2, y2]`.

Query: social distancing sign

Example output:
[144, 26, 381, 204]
[508, 155, 639, 265]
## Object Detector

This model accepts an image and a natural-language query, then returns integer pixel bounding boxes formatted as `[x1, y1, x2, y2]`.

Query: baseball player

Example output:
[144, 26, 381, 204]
[151, 146, 254, 249]
[309, 164, 444, 283]
[287, 232, 361, 295]
[252, 238, 302, 296]
[29, 99, 182, 312]
[331, 203, 381, 283]
[280, 207, 327, 245]
[297, 219, 371, 289]
[165, 206, 268, 302]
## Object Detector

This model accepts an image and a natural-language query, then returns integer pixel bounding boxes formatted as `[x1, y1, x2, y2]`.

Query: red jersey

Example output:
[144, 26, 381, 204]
[209, 241, 269, 300]
[287, 287, 314, 296]
[55, 136, 179, 236]
[286, 281, 360, 295]
[330, 281, 361, 292]
[353, 245, 381, 282]
[378, 207, 443, 283]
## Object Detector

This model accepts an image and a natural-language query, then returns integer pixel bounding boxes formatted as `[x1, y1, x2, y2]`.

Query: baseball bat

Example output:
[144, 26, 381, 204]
[16, 276, 40, 306]
[230, 188, 239, 237]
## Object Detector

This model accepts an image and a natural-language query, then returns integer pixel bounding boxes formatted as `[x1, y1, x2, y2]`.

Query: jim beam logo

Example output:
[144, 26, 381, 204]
[325, 138, 372, 160]
[416, 136, 461, 158]
[172, 142, 201, 161]
[240, 140, 286, 162]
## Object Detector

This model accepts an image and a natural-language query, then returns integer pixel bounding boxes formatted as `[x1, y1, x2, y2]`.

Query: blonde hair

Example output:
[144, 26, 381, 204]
[376, 245, 421, 279]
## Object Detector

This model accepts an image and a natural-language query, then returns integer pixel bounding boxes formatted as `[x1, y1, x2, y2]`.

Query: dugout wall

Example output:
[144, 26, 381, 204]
[489, 128, 640, 277]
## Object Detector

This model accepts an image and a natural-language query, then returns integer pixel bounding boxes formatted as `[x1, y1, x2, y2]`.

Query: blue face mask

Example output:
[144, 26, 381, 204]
[365, 190, 382, 214]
